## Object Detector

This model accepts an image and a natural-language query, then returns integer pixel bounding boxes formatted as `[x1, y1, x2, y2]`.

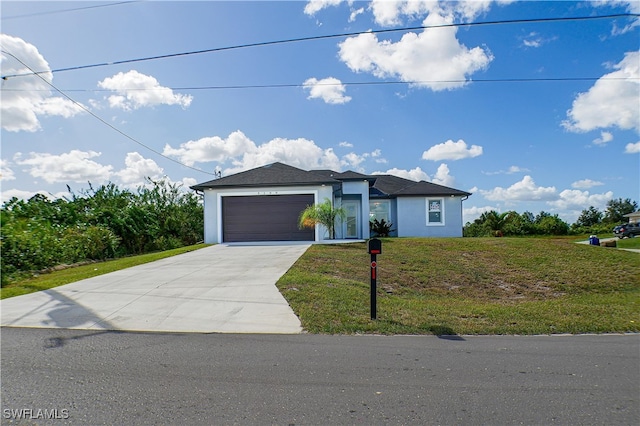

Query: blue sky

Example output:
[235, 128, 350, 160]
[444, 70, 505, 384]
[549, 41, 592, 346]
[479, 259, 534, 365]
[1, 0, 639, 224]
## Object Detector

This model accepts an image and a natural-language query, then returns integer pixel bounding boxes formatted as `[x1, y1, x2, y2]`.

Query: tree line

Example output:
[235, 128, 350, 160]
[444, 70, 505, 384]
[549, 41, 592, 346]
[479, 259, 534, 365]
[464, 198, 638, 237]
[1, 179, 203, 286]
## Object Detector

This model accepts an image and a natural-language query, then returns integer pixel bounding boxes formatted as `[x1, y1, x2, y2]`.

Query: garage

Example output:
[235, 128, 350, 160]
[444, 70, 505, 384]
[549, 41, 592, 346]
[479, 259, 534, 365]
[222, 194, 315, 242]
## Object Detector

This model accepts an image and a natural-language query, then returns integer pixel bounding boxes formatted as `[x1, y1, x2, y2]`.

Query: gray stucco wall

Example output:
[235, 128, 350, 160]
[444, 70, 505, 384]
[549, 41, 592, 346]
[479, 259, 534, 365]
[395, 196, 465, 237]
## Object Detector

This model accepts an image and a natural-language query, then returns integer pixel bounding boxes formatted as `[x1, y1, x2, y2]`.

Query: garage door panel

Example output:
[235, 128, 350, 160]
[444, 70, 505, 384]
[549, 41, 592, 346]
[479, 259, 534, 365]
[222, 195, 315, 242]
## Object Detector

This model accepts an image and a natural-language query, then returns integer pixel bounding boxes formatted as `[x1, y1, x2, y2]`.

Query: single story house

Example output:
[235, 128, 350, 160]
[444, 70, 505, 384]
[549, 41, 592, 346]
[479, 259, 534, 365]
[623, 211, 640, 224]
[191, 162, 471, 243]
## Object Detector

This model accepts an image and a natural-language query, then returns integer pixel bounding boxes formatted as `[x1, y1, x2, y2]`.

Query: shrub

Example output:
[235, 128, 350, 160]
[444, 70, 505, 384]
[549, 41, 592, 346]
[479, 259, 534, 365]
[0, 219, 63, 283]
[370, 219, 395, 237]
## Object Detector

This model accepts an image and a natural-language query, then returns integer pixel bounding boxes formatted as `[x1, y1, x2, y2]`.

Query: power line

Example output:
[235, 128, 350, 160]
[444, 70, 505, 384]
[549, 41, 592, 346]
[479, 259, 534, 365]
[2, 13, 637, 80]
[1, 1, 140, 20]
[1, 49, 216, 177]
[1, 76, 636, 93]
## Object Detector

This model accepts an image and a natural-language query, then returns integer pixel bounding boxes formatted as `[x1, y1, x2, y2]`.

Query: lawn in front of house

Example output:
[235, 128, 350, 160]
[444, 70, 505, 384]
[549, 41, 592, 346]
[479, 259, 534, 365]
[277, 237, 640, 335]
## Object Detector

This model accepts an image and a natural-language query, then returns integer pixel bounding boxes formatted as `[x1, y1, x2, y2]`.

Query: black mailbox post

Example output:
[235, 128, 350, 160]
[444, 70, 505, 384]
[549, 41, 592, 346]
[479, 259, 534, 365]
[368, 238, 382, 320]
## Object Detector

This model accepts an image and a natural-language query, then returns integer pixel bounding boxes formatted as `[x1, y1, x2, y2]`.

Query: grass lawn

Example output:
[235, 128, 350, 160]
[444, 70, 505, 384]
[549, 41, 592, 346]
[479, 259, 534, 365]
[277, 237, 640, 335]
[1, 244, 209, 300]
[618, 237, 640, 250]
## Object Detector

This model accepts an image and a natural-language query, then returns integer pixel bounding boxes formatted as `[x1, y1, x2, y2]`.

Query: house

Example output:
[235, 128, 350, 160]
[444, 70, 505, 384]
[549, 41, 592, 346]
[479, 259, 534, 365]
[191, 162, 471, 243]
[623, 211, 640, 224]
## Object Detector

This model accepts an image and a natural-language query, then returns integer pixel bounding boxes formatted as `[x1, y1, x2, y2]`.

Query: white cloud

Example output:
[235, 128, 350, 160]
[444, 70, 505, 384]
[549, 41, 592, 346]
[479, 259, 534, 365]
[522, 33, 542, 48]
[180, 177, 198, 189]
[483, 165, 529, 175]
[164, 131, 344, 174]
[303, 77, 352, 104]
[341, 149, 387, 170]
[374, 167, 430, 182]
[431, 163, 455, 187]
[625, 141, 640, 153]
[593, 131, 614, 146]
[349, 7, 365, 22]
[1, 159, 16, 181]
[422, 139, 483, 161]
[548, 189, 614, 211]
[370, 149, 387, 163]
[339, 141, 354, 148]
[14, 150, 113, 184]
[0, 34, 84, 132]
[592, 0, 640, 35]
[227, 137, 342, 173]
[304, 0, 346, 15]
[369, 0, 499, 27]
[163, 131, 257, 166]
[342, 152, 367, 169]
[507, 165, 527, 174]
[521, 31, 556, 49]
[373, 163, 453, 185]
[464, 205, 498, 223]
[338, 13, 493, 91]
[480, 176, 557, 202]
[563, 51, 640, 132]
[0, 188, 69, 204]
[571, 179, 604, 189]
[98, 70, 193, 110]
[115, 152, 164, 187]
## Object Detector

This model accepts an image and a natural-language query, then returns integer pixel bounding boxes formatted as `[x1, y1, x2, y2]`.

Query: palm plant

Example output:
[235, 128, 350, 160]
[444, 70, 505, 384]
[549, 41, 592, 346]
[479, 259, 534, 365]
[298, 199, 347, 239]
[480, 210, 515, 237]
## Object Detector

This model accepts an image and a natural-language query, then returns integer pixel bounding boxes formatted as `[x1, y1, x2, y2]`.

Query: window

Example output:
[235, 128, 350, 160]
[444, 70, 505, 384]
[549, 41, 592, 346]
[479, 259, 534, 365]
[369, 200, 390, 223]
[427, 198, 444, 225]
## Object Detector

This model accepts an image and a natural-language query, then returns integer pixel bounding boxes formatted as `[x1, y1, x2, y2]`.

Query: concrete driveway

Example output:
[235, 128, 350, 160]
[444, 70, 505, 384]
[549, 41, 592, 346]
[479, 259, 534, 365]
[1, 244, 310, 334]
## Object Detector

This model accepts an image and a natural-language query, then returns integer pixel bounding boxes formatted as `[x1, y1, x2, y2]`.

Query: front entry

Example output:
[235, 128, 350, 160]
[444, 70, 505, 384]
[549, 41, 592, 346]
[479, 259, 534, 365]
[342, 200, 360, 239]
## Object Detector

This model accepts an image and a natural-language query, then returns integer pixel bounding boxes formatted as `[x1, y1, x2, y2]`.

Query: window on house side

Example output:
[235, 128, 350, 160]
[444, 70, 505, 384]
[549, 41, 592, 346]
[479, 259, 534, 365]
[427, 198, 444, 226]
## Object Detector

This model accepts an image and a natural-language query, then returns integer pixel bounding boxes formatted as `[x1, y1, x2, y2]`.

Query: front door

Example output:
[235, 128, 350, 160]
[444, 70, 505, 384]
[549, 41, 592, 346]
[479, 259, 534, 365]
[343, 201, 360, 239]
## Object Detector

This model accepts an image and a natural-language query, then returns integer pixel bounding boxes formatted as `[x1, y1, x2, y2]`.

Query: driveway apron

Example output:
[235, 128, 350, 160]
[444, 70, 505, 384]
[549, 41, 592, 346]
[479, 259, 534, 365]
[1, 244, 309, 334]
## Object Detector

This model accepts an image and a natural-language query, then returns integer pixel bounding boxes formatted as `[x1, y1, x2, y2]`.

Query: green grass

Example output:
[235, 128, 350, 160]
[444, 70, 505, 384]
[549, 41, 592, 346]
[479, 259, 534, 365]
[618, 237, 640, 250]
[1, 244, 210, 299]
[277, 238, 640, 335]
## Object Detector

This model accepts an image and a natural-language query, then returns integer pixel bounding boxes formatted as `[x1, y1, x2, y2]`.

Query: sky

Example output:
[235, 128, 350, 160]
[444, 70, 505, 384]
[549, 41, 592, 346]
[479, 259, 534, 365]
[1, 0, 639, 224]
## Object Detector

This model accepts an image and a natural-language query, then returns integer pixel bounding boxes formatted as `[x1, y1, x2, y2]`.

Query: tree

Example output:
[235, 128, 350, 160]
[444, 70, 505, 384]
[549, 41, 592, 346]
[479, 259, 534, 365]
[298, 199, 346, 239]
[503, 211, 535, 236]
[575, 206, 603, 228]
[479, 210, 515, 237]
[604, 198, 638, 224]
[536, 214, 569, 235]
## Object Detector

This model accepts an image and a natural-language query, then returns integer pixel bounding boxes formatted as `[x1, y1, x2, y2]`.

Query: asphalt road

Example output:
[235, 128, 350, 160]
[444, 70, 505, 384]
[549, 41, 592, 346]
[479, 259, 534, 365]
[1, 328, 638, 425]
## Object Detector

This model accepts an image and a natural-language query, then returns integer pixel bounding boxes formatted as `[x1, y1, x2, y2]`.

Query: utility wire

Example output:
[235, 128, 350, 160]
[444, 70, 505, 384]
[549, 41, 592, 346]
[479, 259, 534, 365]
[1, 1, 140, 20]
[2, 13, 637, 80]
[0, 76, 635, 93]
[1, 49, 216, 177]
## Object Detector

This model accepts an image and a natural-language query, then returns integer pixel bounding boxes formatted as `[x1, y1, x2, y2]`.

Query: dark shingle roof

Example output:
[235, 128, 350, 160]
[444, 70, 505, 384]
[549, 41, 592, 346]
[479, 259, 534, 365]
[190, 162, 339, 190]
[308, 169, 373, 181]
[191, 162, 471, 198]
[371, 175, 471, 197]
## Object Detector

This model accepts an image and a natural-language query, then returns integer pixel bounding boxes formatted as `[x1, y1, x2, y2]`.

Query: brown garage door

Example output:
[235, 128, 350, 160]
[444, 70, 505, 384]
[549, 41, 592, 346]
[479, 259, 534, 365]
[222, 194, 315, 242]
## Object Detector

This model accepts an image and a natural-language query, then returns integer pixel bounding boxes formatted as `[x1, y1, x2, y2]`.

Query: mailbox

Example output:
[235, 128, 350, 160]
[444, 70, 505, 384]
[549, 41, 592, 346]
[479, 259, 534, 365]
[367, 238, 382, 320]
[368, 238, 382, 255]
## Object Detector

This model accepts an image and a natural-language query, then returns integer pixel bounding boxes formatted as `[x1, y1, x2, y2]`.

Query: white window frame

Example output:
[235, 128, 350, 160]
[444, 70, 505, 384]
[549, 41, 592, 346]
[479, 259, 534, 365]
[426, 198, 445, 226]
